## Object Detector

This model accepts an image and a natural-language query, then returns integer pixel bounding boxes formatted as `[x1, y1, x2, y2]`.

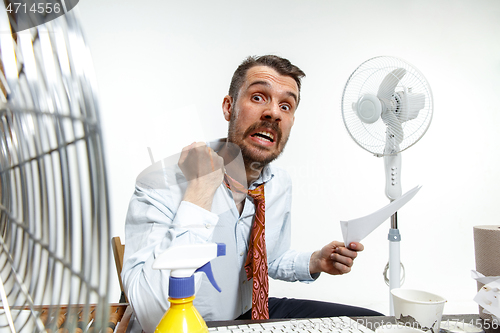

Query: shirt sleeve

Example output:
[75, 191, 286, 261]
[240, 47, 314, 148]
[268, 249, 319, 282]
[121, 176, 220, 333]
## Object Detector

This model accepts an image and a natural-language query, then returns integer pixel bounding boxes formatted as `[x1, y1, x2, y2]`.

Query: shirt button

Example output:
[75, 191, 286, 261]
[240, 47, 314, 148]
[239, 252, 244, 256]
[205, 223, 212, 229]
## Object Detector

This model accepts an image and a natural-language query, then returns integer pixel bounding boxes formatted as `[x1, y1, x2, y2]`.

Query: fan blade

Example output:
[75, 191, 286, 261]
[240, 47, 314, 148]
[377, 68, 407, 101]
[381, 110, 403, 152]
[395, 91, 426, 122]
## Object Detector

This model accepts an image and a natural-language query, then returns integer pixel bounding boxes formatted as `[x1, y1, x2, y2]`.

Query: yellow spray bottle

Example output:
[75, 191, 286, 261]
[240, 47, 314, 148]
[152, 243, 226, 333]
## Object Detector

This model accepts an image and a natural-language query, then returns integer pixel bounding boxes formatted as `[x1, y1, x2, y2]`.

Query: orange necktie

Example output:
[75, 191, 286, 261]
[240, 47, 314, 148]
[224, 176, 269, 320]
[245, 184, 269, 320]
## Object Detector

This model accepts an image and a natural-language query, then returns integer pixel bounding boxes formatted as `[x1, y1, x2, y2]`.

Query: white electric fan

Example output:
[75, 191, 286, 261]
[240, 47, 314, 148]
[341, 56, 433, 314]
[0, 3, 114, 332]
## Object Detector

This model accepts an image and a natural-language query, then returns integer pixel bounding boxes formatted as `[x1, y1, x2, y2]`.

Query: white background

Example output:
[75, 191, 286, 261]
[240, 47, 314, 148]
[77, 0, 500, 315]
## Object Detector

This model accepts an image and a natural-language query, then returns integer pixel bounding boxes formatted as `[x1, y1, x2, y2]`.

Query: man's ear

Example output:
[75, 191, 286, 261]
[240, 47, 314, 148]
[222, 95, 233, 121]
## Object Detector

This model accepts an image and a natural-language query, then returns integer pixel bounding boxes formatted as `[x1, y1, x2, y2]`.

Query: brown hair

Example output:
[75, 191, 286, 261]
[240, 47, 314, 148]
[228, 55, 306, 104]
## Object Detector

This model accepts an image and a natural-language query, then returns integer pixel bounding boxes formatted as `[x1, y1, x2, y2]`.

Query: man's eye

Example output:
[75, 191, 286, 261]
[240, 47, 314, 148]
[281, 104, 291, 111]
[252, 95, 263, 102]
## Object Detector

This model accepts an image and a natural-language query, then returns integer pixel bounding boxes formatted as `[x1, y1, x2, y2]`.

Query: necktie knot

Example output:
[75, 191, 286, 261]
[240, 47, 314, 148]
[248, 185, 264, 203]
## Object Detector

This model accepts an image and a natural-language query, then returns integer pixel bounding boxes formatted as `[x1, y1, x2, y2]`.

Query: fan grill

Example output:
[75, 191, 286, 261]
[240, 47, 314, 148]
[341, 56, 433, 156]
[0, 5, 110, 332]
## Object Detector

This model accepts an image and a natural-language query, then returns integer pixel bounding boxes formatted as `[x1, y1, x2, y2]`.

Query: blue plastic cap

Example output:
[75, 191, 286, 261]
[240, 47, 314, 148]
[169, 276, 195, 298]
[217, 243, 226, 257]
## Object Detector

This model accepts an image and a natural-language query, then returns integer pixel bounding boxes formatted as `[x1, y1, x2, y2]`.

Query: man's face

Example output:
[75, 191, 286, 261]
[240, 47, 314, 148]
[223, 66, 299, 167]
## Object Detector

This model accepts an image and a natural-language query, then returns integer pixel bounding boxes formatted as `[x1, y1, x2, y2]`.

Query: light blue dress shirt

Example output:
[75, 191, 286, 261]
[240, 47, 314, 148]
[122, 152, 317, 333]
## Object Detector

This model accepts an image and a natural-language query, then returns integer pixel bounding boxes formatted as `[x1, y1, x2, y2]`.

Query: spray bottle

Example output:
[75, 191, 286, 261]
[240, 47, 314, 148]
[152, 243, 226, 333]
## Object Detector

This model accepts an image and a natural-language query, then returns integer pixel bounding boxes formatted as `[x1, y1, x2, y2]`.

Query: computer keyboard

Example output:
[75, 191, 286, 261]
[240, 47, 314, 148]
[208, 316, 374, 332]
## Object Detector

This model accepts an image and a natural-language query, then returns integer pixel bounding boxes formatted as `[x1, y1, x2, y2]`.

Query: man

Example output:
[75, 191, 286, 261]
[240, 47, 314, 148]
[122, 55, 381, 333]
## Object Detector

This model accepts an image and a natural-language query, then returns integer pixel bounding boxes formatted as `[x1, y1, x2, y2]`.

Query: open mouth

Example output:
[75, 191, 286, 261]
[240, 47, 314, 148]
[251, 131, 274, 143]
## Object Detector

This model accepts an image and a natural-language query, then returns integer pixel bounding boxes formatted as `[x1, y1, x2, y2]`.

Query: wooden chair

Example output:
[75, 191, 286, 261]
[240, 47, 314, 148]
[112, 236, 128, 303]
[111, 236, 134, 333]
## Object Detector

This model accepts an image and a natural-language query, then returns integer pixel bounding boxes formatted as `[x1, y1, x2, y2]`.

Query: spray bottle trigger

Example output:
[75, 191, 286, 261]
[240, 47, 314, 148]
[196, 262, 221, 292]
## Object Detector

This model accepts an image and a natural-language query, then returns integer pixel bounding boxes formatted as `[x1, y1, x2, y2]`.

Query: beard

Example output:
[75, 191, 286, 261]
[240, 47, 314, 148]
[227, 110, 289, 168]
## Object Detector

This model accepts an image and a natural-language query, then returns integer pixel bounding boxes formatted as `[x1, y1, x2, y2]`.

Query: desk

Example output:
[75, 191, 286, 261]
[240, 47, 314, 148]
[208, 314, 500, 332]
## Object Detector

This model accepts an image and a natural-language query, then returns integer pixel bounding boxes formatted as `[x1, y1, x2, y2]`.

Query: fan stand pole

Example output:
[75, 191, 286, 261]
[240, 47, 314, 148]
[389, 212, 401, 316]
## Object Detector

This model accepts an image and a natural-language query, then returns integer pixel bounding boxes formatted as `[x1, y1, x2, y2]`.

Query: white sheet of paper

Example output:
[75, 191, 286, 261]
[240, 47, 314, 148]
[471, 270, 500, 285]
[472, 270, 500, 321]
[340, 185, 421, 246]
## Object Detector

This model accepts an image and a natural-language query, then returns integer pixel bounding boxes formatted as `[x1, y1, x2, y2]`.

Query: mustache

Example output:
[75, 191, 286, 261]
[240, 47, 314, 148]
[243, 121, 282, 143]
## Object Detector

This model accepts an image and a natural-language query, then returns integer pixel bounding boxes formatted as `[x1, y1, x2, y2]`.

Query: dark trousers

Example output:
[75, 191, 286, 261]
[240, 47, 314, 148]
[236, 297, 384, 319]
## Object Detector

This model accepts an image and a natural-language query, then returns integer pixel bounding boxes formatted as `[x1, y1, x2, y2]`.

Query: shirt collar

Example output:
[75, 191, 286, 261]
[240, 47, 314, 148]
[248, 164, 274, 190]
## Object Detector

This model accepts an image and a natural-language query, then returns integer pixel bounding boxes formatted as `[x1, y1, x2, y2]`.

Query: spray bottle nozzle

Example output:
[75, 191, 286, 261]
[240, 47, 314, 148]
[153, 243, 226, 298]
[217, 243, 226, 257]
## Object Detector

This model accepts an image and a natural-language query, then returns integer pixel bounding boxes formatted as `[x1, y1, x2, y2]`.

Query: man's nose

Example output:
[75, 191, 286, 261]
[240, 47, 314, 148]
[261, 102, 281, 122]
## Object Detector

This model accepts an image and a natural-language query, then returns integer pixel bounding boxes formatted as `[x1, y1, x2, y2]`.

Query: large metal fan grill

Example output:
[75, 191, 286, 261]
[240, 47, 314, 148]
[0, 4, 111, 332]
[342, 56, 433, 157]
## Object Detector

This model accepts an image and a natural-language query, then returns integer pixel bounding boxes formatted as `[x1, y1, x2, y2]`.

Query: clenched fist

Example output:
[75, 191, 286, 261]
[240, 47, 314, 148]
[179, 142, 225, 211]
